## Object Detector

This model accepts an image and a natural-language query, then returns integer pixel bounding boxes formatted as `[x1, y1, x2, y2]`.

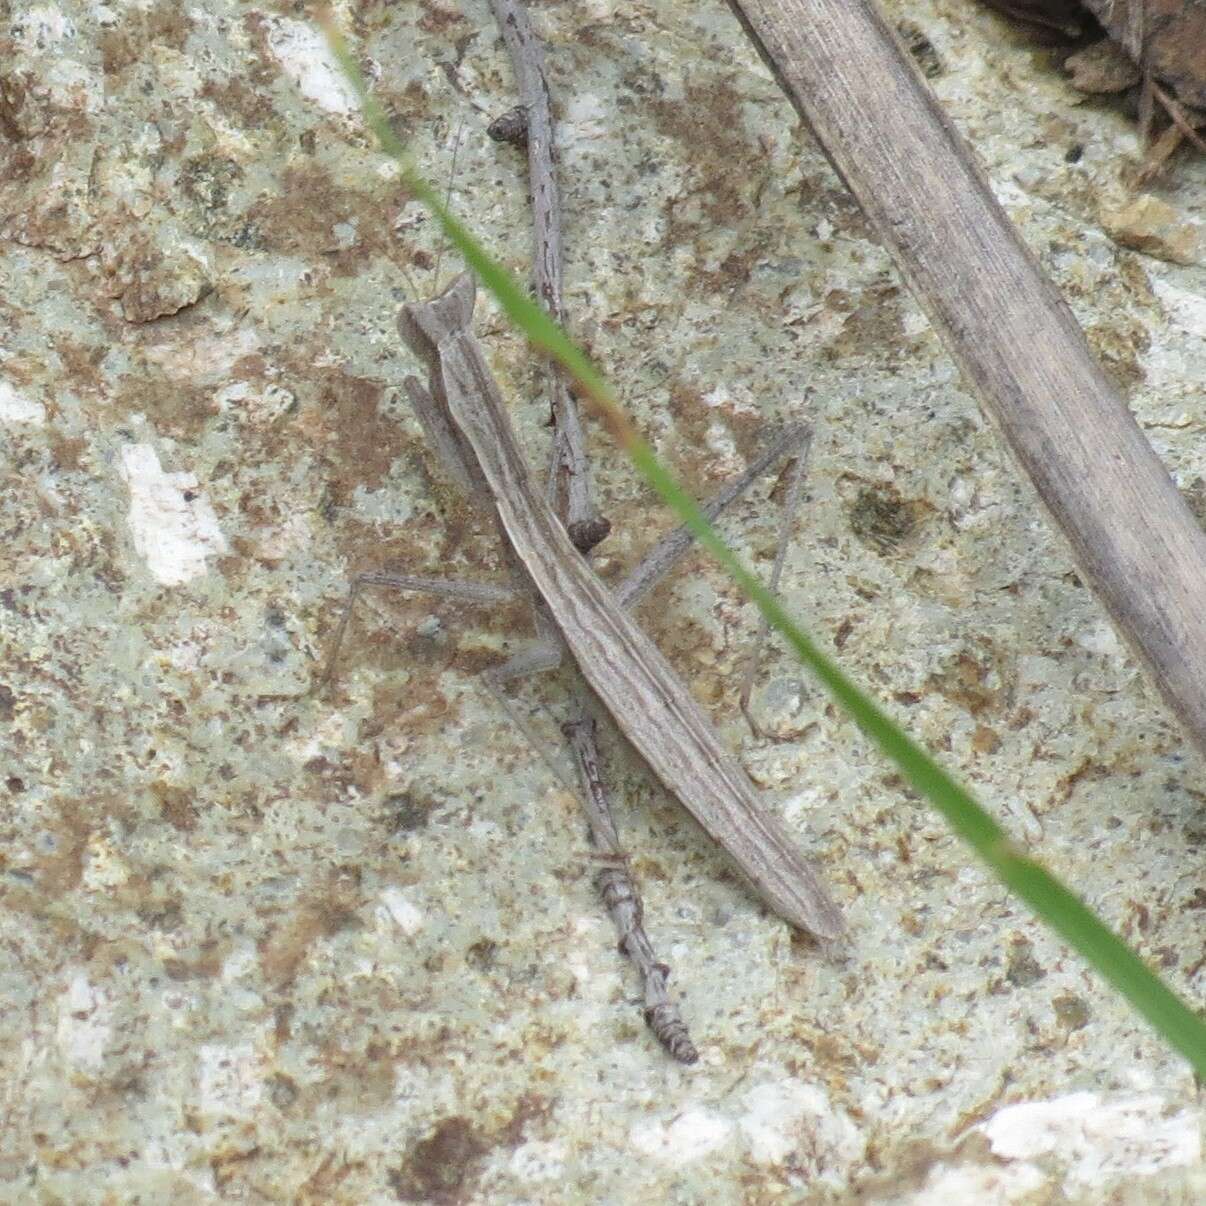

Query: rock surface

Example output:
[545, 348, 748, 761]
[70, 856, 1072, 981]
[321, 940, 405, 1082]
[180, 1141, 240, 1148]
[1, 0, 1203, 1201]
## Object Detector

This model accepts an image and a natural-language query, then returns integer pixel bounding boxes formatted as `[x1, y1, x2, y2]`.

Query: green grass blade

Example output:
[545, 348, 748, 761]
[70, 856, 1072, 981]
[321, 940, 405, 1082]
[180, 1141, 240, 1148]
[319, 18, 1206, 1075]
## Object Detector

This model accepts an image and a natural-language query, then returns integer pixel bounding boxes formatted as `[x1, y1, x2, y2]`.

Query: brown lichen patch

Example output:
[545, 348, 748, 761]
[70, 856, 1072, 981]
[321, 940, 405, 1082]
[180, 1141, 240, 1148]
[843, 480, 934, 557]
[0, 73, 31, 143]
[1051, 755, 1114, 805]
[1052, 991, 1091, 1030]
[99, 1, 193, 78]
[297, 1152, 362, 1200]
[45, 429, 88, 474]
[821, 282, 908, 363]
[926, 645, 1011, 719]
[289, 365, 400, 500]
[416, 1, 470, 37]
[105, 358, 213, 443]
[209, 1144, 267, 1197]
[333, 513, 488, 600]
[790, 175, 873, 241]
[243, 163, 403, 276]
[635, 605, 723, 695]
[52, 336, 108, 399]
[296, 745, 385, 812]
[178, 154, 245, 220]
[610, 508, 686, 592]
[389, 1116, 487, 1205]
[683, 229, 777, 299]
[642, 73, 760, 248]
[971, 724, 1002, 755]
[200, 73, 276, 131]
[324, 374, 396, 487]
[312, 1035, 398, 1115]
[855, 1132, 1000, 1201]
[661, 383, 737, 490]
[388, 1095, 551, 1205]
[654, 379, 768, 499]
[464, 937, 498, 971]
[163, 943, 224, 982]
[1, 155, 100, 260]
[382, 791, 437, 835]
[0, 140, 37, 201]
[1083, 317, 1149, 395]
[258, 867, 364, 985]
[32, 797, 95, 896]
[1003, 935, 1047, 988]
[153, 781, 199, 832]
[99, 232, 212, 323]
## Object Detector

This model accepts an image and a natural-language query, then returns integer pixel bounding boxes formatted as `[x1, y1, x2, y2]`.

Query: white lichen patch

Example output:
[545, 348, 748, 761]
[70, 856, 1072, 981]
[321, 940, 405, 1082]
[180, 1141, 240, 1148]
[196, 1042, 264, 1119]
[1074, 619, 1125, 659]
[55, 972, 111, 1076]
[558, 91, 610, 147]
[629, 1107, 734, 1164]
[120, 443, 229, 585]
[703, 420, 742, 476]
[739, 1080, 864, 1179]
[244, 511, 312, 566]
[0, 378, 46, 424]
[980, 1091, 1202, 1191]
[10, 5, 76, 53]
[378, 888, 424, 937]
[45, 58, 105, 114]
[905, 1159, 1047, 1205]
[699, 379, 760, 418]
[141, 325, 261, 385]
[266, 17, 358, 115]
[214, 380, 296, 425]
[507, 1138, 567, 1182]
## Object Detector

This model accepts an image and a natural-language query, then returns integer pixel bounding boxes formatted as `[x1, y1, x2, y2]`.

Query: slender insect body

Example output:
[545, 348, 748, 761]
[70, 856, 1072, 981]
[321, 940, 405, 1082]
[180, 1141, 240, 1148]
[399, 274, 844, 941]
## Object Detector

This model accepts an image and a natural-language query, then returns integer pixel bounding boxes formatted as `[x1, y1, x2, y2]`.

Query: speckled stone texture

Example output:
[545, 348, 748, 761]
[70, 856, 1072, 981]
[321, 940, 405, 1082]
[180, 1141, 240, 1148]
[0, 1, 1203, 1202]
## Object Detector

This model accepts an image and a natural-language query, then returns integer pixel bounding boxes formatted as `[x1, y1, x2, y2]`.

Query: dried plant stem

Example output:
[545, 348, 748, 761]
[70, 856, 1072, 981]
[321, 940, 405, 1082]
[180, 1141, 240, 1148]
[726, 0, 1206, 759]
[487, 0, 607, 553]
[1150, 79, 1206, 157]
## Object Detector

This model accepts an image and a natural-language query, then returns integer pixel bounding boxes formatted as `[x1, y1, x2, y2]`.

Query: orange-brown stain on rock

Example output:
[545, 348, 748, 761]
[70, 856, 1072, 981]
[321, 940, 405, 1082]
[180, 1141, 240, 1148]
[927, 649, 1005, 719]
[258, 869, 363, 986]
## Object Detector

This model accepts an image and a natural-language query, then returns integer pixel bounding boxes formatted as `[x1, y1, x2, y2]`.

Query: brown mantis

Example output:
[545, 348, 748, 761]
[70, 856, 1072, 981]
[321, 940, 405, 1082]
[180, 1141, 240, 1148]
[323, 274, 836, 1059]
[391, 273, 845, 941]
